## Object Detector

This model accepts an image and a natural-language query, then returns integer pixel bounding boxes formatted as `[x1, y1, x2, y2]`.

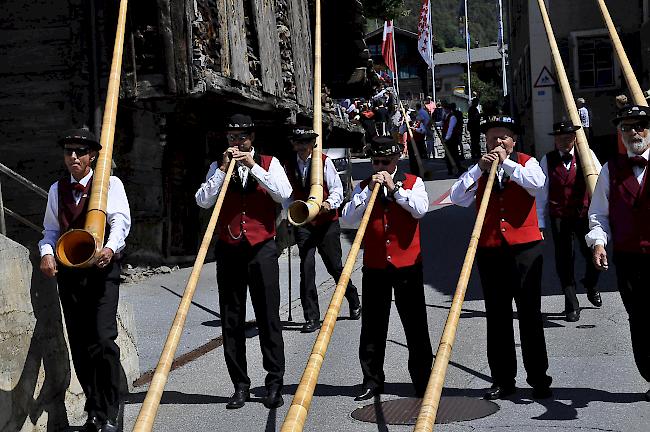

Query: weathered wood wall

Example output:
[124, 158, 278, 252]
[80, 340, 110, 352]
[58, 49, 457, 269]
[287, 0, 313, 108]
[252, 0, 283, 96]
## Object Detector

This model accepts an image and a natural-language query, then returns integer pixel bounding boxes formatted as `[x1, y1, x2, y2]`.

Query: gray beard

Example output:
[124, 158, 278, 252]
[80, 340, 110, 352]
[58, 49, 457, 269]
[623, 134, 650, 155]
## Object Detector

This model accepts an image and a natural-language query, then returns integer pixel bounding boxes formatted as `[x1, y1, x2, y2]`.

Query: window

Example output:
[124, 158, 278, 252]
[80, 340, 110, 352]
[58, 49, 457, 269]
[571, 30, 620, 90]
[368, 44, 381, 56]
[398, 65, 419, 79]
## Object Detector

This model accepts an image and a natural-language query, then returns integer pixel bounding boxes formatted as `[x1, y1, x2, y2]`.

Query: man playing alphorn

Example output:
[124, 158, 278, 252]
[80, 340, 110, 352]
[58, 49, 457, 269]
[341, 136, 433, 401]
[284, 127, 361, 334]
[537, 121, 602, 322]
[450, 116, 553, 400]
[195, 114, 292, 409]
[586, 105, 650, 402]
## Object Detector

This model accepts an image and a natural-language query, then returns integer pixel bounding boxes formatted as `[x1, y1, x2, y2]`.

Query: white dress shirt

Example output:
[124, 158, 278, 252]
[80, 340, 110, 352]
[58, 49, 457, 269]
[444, 113, 458, 140]
[536, 147, 602, 229]
[341, 168, 429, 225]
[578, 106, 590, 128]
[195, 148, 293, 208]
[38, 169, 131, 257]
[450, 156, 546, 221]
[284, 154, 343, 210]
[586, 149, 650, 248]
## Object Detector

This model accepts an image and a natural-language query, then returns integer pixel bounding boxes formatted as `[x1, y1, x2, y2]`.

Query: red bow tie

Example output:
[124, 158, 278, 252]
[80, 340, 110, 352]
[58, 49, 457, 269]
[72, 182, 86, 192]
[629, 156, 648, 169]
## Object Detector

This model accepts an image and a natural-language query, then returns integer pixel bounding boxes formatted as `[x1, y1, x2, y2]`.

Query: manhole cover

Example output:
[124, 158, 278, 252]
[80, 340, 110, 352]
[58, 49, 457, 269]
[351, 396, 499, 425]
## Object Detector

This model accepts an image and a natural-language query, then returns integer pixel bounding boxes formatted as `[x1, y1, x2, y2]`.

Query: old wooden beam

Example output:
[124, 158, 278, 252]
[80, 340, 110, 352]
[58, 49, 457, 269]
[287, 0, 313, 108]
[171, 0, 190, 93]
[215, 0, 231, 77]
[251, 0, 283, 96]
[224, 0, 251, 85]
[157, 0, 178, 93]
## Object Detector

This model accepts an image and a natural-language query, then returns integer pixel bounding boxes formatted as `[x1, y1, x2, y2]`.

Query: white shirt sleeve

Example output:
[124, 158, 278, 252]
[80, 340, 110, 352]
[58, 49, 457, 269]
[586, 163, 611, 248]
[324, 157, 343, 209]
[536, 155, 549, 229]
[501, 156, 546, 195]
[104, 177, 131, 254]
[341, 182, 370, 225]
[445, 115, 457, 140]
[195, 162, 225, 209]
[394, 177, 429, 219]
[250, 157, 293, 204]
[449, 163, 482, 207]
[38, 182, 60, 257]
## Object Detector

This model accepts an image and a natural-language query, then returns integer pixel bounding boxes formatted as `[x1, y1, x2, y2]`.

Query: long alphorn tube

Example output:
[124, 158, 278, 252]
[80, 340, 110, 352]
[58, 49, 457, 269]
[132, 159, 237, 432]
[287, 0, 323, 226]
[413, 159, 498, 432]
[535, 0, 598, 196]
[281, 185, 380, 432]
[55, 0, 128, 268]
[596, 0, 648, 106]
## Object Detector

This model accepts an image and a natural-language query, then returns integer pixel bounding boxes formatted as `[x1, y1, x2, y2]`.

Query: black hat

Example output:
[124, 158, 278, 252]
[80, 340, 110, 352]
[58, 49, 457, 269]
[369, 136, 401, 157]
[548, 121, 581, 135]
[226, 113, 255, 130]
[480, 115, 520, 134]
[58, 128, 101, 150]
[289, 127, 319, 141]
[612, 105, 650, 126]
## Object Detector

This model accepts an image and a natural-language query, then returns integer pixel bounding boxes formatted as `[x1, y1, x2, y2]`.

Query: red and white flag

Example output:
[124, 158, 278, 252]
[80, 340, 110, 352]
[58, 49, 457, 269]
[382, 20, 396, 73]
[417, 0, 433, 69]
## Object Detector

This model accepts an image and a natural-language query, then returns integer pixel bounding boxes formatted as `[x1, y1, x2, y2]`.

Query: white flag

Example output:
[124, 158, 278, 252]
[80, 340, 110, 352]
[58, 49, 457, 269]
[417, 0, 433, 69]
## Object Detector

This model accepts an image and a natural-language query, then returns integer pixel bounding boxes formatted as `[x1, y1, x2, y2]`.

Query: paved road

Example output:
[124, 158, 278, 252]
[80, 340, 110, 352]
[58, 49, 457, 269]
[120, 158, 649, 431]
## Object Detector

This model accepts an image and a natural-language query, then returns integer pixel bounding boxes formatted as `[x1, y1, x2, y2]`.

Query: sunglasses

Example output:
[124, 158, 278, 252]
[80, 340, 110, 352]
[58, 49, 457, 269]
[620, 121, 649, 133]
[226, 133, 250, 142]
[372, 158, 393, 166]
[64, 147, 90, 157]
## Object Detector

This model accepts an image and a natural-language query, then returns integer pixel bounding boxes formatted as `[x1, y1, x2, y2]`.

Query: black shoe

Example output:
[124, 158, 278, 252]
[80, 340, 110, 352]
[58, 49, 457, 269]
[301, 319, 320, 333]
[587, 289, 602, 307]
[226, 389, 250, 409]
[532, 386, 553, 400]
[483, 385, 516, 400]
[350, 305, 361, 320]
[354, 387, 382, 401]
[99, 419, 119, 432]
[566, 310, 580, 322]
[645, 389, 650, 402]
[82, 414, 102, 432]
[263, 388, 284, 409]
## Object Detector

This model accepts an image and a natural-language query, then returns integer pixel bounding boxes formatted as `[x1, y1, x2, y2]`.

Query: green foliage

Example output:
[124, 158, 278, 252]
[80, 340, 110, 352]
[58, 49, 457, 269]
[461, 72, 502, 114]
[362, 0, 408, 20]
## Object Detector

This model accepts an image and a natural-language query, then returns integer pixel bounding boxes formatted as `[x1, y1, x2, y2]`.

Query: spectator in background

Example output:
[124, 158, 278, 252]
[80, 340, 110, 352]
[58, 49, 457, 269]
[442, 102, 465, 175]
[413, 104, 429, 160]
[374, 99, 390, 136]
[468, 98, 482, 158]
[424, 96, 436, 116]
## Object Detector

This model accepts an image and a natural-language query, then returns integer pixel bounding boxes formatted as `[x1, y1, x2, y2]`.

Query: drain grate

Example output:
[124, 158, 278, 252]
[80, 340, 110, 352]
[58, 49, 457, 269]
[351, 396, 499, 425]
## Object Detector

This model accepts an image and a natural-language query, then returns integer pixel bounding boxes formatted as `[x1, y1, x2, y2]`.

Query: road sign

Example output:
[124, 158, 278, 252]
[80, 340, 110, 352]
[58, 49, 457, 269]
[534, 66, 556, 88]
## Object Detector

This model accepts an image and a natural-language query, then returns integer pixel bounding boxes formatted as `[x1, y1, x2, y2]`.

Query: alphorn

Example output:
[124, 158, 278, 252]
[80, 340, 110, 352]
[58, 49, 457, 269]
[132, 159, 237, 432]
[535, 0, 599, 196]
[55, 0, 129, 268]
[413, 159, 497, 431]
[287, 0, 323, 226]
[281, 185, 380, 432]
[595, 0, 648, 106]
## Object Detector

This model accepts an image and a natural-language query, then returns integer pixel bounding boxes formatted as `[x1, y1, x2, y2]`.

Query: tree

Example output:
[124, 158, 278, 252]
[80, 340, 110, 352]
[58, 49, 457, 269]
[362, 0, 408, 20]
[461, 72, 502, 115]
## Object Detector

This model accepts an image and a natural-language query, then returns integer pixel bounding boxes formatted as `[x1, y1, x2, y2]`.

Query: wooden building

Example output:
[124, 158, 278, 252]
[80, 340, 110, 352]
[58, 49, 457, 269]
[0, 0, 367, 262]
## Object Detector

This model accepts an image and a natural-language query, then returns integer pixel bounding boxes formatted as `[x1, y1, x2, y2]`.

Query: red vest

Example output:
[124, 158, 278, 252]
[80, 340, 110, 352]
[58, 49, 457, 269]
[285, 154, 338, 226]
[360, 172, 422, 269]
[58, 176, 92, 233]
[608, 154, 650, 254]
[546, 150, 590, 219]
[219, 155, 277, 246]
[476, 152, 543, 248]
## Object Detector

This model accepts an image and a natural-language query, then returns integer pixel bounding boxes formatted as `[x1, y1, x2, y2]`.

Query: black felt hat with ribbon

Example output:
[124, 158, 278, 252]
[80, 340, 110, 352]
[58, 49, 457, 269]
[289, 127, 319, 141]
[548, 121, 581, 135]
[612, 105, 650, 126]
[58, 128, 102, 150]
[480, 115, 521, 135]
[368, 136, 401, 157]
[226, 113, 255, 130]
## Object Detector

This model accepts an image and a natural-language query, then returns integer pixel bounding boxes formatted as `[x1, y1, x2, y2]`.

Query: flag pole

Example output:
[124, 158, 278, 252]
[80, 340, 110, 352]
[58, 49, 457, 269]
[393, 24, 401, 96]
[464, 0, 472, 102]
[498, 0, 507, 96]
[428, 2, 436, 101]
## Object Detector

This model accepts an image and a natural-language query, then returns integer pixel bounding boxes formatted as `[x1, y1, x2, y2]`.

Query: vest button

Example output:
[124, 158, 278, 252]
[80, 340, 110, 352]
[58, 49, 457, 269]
[385, 224, 389, 229]
[242, 211, 246, 215]
[501, 218, 505, 222]
[243, 229, 247, 233]
[501, 228, 506, 232]
[386, 239, 390, 244]
[242, 220, 246, 224]
[387, 255, 391, 260]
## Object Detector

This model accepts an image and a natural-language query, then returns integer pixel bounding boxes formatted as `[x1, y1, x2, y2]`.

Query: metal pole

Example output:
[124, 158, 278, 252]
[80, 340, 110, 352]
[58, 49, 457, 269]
[0, 178, 6, 236]
[287, 223, 293, 322]
[428, 1, 436, 101]
[498, 0, 508, 96]
[464, 0, 472, 101]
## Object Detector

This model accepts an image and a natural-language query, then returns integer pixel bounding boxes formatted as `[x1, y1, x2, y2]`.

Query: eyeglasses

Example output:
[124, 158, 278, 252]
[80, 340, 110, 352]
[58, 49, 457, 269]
[372, 159, 393, 166]
[620, 121, 649, 133]
[226, 133, 250, 142]
[64, 147, 90, 157]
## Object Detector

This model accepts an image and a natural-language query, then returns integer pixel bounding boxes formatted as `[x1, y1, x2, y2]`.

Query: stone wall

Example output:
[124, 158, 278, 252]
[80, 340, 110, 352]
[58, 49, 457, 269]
[0, 235, 139, 432]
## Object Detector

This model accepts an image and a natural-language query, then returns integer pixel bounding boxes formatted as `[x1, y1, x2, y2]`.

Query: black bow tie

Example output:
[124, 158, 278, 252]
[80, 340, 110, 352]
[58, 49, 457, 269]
[629, 156, 648, 169]
[560, 153, 573, 163]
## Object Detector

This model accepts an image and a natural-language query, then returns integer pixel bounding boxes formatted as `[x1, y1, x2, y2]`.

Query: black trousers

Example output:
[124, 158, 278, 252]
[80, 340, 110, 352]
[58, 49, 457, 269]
[215, 239, 285, 391]
[476, 241, 552, 389]
[444, 138, 464, 173]
[359, 263, 433, 395]
[549, 216, 601, 312]
[614, 252, 650, 383]
[56, 261, 122, 421]
[294, 220, 360, 322]
[469, 128, 481, 158]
